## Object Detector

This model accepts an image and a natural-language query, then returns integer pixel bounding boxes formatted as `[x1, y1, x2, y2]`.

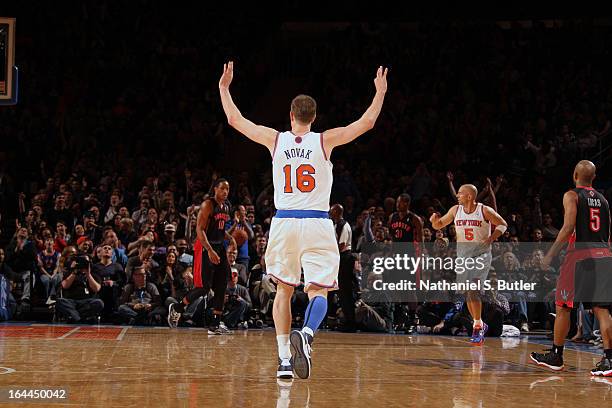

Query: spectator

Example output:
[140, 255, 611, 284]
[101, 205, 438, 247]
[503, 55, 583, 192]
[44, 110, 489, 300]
[5, 227, 37, 303]
[541, 213, 560, 241]
[46, 194, 73, 232]
[226, 205, 254, 270]
[227, 247, 248, 287]
[223, 270, 252, 329]
[165, 267, 205, 327]
[92, 244, 126, 317]
[118, 263, 164, 325]
[103, 230, 128, 268]
[117, 218, 138, 249]
[153, 251, 183, 301]
[0, 248, 19, 319]
[54, 221, 69, 253]
[132, 198, 151, 233]
[36, 237, 59, 301]
[161, 223, 177, 247]
[176, 238, 193, 267]
[125, 240, 157, 282]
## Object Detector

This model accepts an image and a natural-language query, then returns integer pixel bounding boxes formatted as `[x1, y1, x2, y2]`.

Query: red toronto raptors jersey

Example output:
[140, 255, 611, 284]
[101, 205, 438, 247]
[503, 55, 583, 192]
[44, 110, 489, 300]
[571, 186, 610, 250]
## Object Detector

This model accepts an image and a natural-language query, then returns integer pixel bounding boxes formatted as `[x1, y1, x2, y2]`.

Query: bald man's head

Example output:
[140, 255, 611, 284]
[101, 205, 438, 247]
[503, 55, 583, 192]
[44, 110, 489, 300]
[329, 203, 344, 221]
[574, 160, 596, 186]
[457, 184, 478, 206]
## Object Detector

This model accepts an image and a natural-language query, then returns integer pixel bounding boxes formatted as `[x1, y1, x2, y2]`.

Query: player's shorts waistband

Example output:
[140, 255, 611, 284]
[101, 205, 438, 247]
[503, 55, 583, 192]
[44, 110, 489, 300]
[275, 210, 329, 219]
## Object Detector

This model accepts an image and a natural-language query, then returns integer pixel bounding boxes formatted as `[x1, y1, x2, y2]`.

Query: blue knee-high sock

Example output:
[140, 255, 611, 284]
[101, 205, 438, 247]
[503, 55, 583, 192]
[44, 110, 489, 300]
[302, 295, 327, 336]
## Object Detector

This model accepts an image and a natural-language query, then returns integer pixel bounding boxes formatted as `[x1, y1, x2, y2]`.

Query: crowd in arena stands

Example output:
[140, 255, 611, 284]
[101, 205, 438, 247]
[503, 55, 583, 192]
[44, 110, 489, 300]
[0, 168, 606, 349]
[1, 2, 612, 346]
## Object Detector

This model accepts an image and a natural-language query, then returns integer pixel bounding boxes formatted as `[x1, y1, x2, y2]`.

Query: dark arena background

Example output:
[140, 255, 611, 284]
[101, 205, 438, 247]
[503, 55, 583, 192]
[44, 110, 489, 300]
[1, 2, 612, 407]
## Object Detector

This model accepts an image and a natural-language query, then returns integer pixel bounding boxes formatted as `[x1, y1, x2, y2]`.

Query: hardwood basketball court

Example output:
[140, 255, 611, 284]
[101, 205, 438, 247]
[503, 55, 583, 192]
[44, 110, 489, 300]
[1, 323, 610, 407]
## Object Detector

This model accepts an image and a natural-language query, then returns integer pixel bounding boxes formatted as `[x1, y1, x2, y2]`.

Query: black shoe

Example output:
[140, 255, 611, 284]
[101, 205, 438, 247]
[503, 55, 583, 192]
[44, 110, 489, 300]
[530, 350, 564, 371]
[208, 322, 232, 335]
[591, 356, 612, 377]
[277, 358, 294, 379]
[290, 330, 312, 379]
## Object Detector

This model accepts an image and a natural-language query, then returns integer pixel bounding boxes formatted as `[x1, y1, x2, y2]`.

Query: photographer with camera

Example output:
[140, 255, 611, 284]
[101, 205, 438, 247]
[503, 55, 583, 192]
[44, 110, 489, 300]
[56, 255, 104, 323]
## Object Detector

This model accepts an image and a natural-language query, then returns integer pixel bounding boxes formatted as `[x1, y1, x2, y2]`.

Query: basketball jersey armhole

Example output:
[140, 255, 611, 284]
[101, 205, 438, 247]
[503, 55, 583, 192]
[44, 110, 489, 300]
[320, 133, 328, 161]
[271, 132, 280, 157]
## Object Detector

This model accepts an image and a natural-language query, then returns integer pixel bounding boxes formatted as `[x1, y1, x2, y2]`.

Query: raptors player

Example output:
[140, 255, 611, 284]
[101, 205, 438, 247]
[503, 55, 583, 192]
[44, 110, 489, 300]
[531, 160, 612, 376]
[219, 61, 388, 379]
[430, 184, 508, 345]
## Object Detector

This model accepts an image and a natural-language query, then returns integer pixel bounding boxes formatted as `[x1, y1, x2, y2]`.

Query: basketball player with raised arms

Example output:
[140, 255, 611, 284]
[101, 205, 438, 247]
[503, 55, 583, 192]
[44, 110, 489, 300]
[219, 61, 388, 379]
[531, 160, 612, 376]
[430, 184, 508, 345]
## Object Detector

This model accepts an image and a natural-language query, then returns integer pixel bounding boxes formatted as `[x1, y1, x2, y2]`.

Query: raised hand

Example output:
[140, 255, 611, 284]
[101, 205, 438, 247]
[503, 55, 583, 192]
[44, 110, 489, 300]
[219, 61, 234, 89]
[446, 171, 454, 182]
[374, 66, 388, 94]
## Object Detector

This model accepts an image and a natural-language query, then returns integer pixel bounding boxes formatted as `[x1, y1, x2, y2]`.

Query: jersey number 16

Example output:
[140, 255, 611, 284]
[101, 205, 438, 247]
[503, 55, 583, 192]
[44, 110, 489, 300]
[283, 164, 316, 193]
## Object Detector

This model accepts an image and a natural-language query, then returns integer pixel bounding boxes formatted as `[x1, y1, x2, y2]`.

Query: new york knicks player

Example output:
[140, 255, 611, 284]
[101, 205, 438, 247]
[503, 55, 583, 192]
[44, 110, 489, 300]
[430, 184, 508, 345]
[531, 160, 612, 376]
[219, 61, 388, 378]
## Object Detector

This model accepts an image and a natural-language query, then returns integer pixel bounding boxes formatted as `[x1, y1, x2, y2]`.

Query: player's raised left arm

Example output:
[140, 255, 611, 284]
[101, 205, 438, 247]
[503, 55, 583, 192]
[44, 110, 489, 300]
[219, 61, 278, 154]
[322, 66, 388, 153]
[483, 205, 508, 244]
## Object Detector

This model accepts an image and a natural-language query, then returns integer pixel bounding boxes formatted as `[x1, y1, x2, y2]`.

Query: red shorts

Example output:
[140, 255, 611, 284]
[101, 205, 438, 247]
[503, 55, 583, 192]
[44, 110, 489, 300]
[193, 239, 204, 288]
[556, 247, 612, 308]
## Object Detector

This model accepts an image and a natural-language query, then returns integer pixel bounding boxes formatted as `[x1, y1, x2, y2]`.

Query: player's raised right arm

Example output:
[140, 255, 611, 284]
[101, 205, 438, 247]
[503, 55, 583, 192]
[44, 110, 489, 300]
[219, 61, 278, 154]
[430, 205, 458, 231]
[322, 66, 388, 154]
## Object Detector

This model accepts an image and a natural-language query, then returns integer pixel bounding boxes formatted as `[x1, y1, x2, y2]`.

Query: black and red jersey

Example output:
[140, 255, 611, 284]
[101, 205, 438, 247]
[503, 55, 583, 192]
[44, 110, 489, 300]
[570, 186, 610, 250]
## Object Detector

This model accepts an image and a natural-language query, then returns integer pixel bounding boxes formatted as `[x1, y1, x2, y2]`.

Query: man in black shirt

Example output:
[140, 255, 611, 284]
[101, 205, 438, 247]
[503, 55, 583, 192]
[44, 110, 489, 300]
[56, 255, 104, 323]
[5, 227, 37, 303]
[47, 194, 73, 232]
[92, 244, 125, 318]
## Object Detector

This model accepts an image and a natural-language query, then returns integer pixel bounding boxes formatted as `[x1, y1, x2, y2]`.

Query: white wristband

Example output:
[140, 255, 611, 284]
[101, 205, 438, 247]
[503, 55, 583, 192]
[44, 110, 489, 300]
[495, 225, 507, 234]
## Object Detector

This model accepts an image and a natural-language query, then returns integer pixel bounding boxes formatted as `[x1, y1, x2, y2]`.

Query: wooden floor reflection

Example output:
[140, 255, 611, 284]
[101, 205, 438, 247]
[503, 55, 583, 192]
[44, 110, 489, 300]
[0, 324, 611, 407]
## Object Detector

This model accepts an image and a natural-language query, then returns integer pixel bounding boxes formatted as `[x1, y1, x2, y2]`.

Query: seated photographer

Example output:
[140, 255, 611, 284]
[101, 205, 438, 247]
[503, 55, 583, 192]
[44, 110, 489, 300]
[118, 263, 164, 325]
[56, 255, 104, 323]
[223, 270, 252, 329]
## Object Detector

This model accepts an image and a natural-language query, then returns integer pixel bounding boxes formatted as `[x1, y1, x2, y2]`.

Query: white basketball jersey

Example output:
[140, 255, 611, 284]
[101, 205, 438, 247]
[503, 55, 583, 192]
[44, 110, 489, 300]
[454, 203, 491, 244]
[272, 131, 333, 211]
